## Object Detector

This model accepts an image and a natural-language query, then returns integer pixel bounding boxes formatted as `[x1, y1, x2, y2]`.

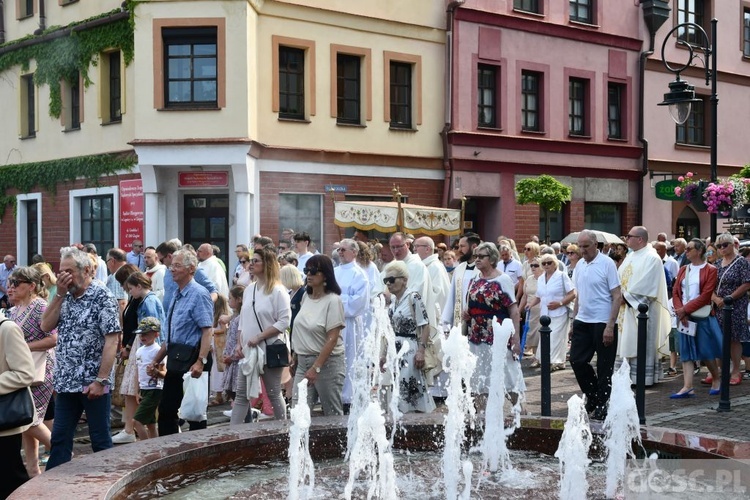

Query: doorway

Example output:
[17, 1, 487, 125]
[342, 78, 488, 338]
[676, 205, 700, 240]
[184, 194, 229, 271]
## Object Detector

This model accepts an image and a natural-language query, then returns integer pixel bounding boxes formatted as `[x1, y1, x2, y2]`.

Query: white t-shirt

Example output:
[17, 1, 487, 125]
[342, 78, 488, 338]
[136, 342, 163, 390]
[573, 251, 620, 324]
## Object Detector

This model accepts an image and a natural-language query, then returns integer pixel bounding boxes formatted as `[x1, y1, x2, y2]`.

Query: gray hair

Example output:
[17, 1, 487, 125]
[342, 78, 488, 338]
[172, 249, 198, 271]
[551, 242, 561, 252]
[340, 238, 359, 253]
[715, 232, 734, 246]
[60, 246, 92, 271]
[83, 243, 98, 255]
[690, 238, 707, 258]
[167, 238, 183, 249]
[476, 241, 500, 267]
[579, 229, 598, 245]
[384, 260, 409, 280]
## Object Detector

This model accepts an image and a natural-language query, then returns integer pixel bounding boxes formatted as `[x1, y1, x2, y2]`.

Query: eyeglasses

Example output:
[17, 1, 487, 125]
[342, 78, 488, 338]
[474, 254, 490, 259]
[529, 264, 540, 268]
[251, 259, 263, 264]
[303, 267, 320, 275]
[524, 247, 533, 251]
[133, 244, 143, 248]
[8, 279, 31, 287]
[390, 244, 406, 250]
[383, 276, 401, 285]
[541, 261, 555, 266]
[686, 246, 695, 251]
[625, 234, 641, 240]
[706, 250, 715, 255]
[716, 242, 732, 249]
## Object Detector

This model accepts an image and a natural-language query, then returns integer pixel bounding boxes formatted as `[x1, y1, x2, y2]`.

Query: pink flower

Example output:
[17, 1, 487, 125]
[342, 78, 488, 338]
[675, 187, 682, 196]
[678, 176, 685, 182]
[687, 172, 694, 178]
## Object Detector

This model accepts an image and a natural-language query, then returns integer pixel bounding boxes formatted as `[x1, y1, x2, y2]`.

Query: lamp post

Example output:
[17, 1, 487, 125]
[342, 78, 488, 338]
[657, 19, 718, 241]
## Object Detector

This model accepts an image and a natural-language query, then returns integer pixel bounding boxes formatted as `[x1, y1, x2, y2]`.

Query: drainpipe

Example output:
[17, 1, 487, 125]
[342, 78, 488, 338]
[638, 1, 671, 225]
[441, 0, 465, 212]
[0, 1, 6, 44]
[35, 0, 46, 34]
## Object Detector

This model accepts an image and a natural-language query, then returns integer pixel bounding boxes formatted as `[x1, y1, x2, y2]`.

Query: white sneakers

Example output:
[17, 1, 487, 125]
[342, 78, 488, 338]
[223, 410, 233, 418]
[111, 430, 136, 444]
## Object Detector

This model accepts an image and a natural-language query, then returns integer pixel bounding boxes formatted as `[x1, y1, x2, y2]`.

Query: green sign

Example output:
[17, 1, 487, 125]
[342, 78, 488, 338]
[655, 179, 681, 201]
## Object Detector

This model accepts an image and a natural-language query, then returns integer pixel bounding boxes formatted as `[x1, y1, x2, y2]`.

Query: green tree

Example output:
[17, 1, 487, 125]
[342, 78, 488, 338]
[516, 175, 572, 244]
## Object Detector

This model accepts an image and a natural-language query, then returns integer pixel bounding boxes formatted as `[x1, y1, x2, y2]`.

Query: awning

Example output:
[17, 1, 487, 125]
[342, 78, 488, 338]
[334, 201, 461, 236]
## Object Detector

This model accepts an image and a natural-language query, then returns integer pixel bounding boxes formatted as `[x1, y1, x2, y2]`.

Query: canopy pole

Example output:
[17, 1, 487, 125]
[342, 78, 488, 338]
[392, 184, 403, 233]
[460, 196, 466, 234]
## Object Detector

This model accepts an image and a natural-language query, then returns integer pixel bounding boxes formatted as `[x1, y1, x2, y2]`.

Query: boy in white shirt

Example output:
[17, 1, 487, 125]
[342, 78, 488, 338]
[133, 317, 165, 440]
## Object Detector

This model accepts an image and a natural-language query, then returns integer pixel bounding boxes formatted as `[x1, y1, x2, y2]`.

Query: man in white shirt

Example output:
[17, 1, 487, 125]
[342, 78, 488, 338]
[196, 243, 229, 298]
[334, 239, 371, 407]
[655, 241, 678, 282]
[144, 247, 166, 301]
[497, 245, 523, 293]
[570, 230, 621, 421]
[388, 233, 431, 302]
[294, 232, 314, 274]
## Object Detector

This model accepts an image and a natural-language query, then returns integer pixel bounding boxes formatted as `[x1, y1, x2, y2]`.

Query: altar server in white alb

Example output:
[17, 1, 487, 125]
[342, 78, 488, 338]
[334, 239, 371, 407]
[617, 226, 671, 385]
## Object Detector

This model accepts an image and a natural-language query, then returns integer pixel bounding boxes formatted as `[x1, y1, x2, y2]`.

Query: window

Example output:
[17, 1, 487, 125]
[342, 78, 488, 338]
[16, 194, 41, 266]
[336, 54, 360, 124]
[109, 52, 122, 122]
[20, 74, 35, 138]
[279, 46, 305, 119]
[163, 27, 218, 108]
[279, 194, 322, 250]
[389, 61, 412, 129]
[477, 64, 497, 128]
[17, 0, 33, 18]
[676, 96, 707, 145]
[570, 0, 593, 24]
[568, 78, 587, 136]
[744, 9, 750, 57]
[608, 82, 624, 139]
[64, 72, 81, 130]
[514, 0, 540, 14]
[80, 195, 115, 258]
[676, 0, 707, 45]
[521, 71, 541, 132]
[584, 203, 621, 235]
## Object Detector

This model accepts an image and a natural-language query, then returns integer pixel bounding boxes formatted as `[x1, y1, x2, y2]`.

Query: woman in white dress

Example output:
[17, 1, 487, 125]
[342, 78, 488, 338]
[531, 254, 576, 371]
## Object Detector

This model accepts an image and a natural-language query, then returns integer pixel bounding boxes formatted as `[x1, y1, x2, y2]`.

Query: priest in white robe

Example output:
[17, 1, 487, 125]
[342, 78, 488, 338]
[616, 226, 671, 385]
[334, 239, 371, 406]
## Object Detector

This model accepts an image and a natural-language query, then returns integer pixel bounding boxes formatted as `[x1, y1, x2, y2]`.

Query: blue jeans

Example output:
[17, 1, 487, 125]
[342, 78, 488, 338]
[46, 392, 113, 470]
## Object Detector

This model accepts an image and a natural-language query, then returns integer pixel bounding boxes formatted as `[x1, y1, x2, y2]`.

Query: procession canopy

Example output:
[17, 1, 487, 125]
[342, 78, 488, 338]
[334, 201, 461, 236]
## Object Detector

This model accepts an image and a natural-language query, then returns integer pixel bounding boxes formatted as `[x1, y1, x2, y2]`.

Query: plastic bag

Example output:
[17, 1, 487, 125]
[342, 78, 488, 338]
[179, 372, 208, 422]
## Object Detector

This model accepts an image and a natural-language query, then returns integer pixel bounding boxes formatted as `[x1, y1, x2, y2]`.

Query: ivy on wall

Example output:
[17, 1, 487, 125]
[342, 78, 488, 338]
[0, 152, 137, 219]
[0, 6, 135, 118]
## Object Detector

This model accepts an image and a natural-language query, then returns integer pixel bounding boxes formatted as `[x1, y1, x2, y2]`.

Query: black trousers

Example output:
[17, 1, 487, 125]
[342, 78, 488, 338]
[569, 320, 618, 413]
[157, 354, 212, 436]
[0, 432, 29, 499]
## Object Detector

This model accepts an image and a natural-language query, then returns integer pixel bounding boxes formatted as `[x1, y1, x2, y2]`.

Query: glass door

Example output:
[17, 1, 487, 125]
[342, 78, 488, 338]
[184, 194, 229, 273]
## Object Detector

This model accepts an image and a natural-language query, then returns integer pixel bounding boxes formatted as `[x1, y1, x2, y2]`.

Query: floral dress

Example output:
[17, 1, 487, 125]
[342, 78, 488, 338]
[9, 297, 55, 425]
[222, 314, 241, 393]
[388, 292, 435, 413]
[467, 276, 514, 345]
[715, 255, 750, 342]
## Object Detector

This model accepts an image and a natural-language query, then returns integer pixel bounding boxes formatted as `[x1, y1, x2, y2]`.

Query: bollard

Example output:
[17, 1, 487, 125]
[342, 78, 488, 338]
[718, 295, 734, 412]
[539, 315, 551, 417]
[636, 303, 649, 426]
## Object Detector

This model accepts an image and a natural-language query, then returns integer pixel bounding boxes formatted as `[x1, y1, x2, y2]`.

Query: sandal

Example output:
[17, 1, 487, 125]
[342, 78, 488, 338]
[664, 367, 678, 377]
[700, 375, 713, 385]
[730, 376, 742, 386]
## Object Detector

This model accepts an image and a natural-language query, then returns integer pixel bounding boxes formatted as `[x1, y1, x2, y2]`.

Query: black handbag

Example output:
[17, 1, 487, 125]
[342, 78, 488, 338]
[0, 387, 34, 431]
[166, 296, 199, 373]
[251, 284, 290, 368]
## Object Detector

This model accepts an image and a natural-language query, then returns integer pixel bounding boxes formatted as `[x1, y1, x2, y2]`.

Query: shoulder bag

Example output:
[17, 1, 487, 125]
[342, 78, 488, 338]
[685, 265, 711, 321]
[0, 319, 35, 431]
[408, 292, 441, 374]
[166, 294, 199, 373]
[252, 284, 290, 369]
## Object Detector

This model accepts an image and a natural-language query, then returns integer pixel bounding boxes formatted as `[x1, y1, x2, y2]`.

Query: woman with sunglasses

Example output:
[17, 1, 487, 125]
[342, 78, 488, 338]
[7, 267, 57, 477]
[232, 247, 291, 424]
[518, 257, 542, 366]
[531, 255, 576, 372]
[670, 238, 722, 398]
[291, 255, 346, 416]
[462, 242, 523, 409]
[235, 251, 253, 287]
[382, 261, 435, 413]
[710, 232, 750, 386]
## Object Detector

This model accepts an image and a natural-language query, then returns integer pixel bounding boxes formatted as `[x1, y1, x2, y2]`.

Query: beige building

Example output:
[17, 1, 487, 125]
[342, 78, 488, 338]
[0, 0, 446, 268]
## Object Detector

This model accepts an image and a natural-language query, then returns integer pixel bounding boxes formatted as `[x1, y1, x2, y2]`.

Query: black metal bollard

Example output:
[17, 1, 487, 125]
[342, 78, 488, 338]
[539, 315, 551, 417]
[636, 303, 649, 426]
[718, 295, 734, 412]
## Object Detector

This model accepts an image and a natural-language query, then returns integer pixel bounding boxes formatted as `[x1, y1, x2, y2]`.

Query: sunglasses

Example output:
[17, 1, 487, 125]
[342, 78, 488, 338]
[383, 276, 401, 285]
[541, 261, 555, 266]
[716, 242, 732, 249]
[529, 264, 540, 268]
[474, 254, 490, 259]
[8, 279, 31, 287]
[240, 260, 249, 264]
[303, 267, 321, 275]
[566, 251, 576, 255]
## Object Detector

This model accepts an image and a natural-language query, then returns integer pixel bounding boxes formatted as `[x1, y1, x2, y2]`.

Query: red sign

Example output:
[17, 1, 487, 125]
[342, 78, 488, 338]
[178, 171, 229, 188]
[119, 179, 144, 249]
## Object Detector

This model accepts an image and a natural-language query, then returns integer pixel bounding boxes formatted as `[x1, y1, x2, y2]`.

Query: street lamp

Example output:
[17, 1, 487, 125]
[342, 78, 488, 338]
[657, 19, 718, 240]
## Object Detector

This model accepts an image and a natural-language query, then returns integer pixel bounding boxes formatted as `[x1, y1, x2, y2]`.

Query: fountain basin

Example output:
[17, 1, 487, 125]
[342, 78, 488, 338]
[11, 414, 750, 499]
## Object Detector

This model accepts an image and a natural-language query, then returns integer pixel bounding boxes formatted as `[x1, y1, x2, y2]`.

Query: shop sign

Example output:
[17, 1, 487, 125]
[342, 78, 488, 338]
[325, 184, 347, 193]
[178, 171, 229, 188]
[119, 179, 144, 248]
[655, 179, 681, 201]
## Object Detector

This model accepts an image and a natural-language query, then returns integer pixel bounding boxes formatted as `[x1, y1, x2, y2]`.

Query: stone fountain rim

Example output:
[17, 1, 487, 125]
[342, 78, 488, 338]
[11, 413, 750, 499]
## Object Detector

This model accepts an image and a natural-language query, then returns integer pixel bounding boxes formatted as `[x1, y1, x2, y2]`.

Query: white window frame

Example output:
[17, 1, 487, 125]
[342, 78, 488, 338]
[69, 186, 119, 249]
[15, 193, 42, 266]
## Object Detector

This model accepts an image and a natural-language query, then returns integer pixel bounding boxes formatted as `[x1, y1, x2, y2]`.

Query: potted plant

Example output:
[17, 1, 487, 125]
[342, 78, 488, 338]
[674, 172, 708, 211]
[675, 171, 750, 216]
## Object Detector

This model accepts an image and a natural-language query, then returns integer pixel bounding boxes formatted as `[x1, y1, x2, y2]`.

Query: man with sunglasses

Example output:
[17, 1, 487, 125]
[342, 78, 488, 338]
[0, 254, 17, 309]
[617, 226, 671, 387]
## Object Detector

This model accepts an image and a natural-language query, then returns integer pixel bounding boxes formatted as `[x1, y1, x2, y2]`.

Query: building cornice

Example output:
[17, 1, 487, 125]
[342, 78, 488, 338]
[451, 158, 642, 181]
[454, 8, 643, 52]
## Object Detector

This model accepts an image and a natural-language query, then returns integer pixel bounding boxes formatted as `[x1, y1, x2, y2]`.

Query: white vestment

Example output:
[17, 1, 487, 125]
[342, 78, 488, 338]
[334, 261, 370, 404]
[146, 263, 166, 301]
[441, 261, 478, 328]
[617, 244, 671, 385]
[198, 255, 229, 297]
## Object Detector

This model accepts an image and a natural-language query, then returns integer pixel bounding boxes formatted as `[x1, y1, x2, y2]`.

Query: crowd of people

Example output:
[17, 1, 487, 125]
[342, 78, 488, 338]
[4, 224, 750, 496]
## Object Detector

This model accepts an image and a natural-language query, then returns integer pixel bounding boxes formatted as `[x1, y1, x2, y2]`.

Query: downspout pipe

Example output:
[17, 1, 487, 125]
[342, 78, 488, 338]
[441, 0, 465, 213]
[0, 1, 6, 44]
[35, 0, 46, 34]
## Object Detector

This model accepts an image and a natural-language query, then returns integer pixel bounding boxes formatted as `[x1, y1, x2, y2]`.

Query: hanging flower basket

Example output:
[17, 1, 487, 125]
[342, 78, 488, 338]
[675, 174, 749, 216]
[690, 181, 709, 212]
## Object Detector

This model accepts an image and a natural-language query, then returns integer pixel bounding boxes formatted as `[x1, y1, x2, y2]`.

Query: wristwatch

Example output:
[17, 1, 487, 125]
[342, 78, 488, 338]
[314, 366, 321, 374]
[200, 356, 209, 365]
[94, 376, 110, 387]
